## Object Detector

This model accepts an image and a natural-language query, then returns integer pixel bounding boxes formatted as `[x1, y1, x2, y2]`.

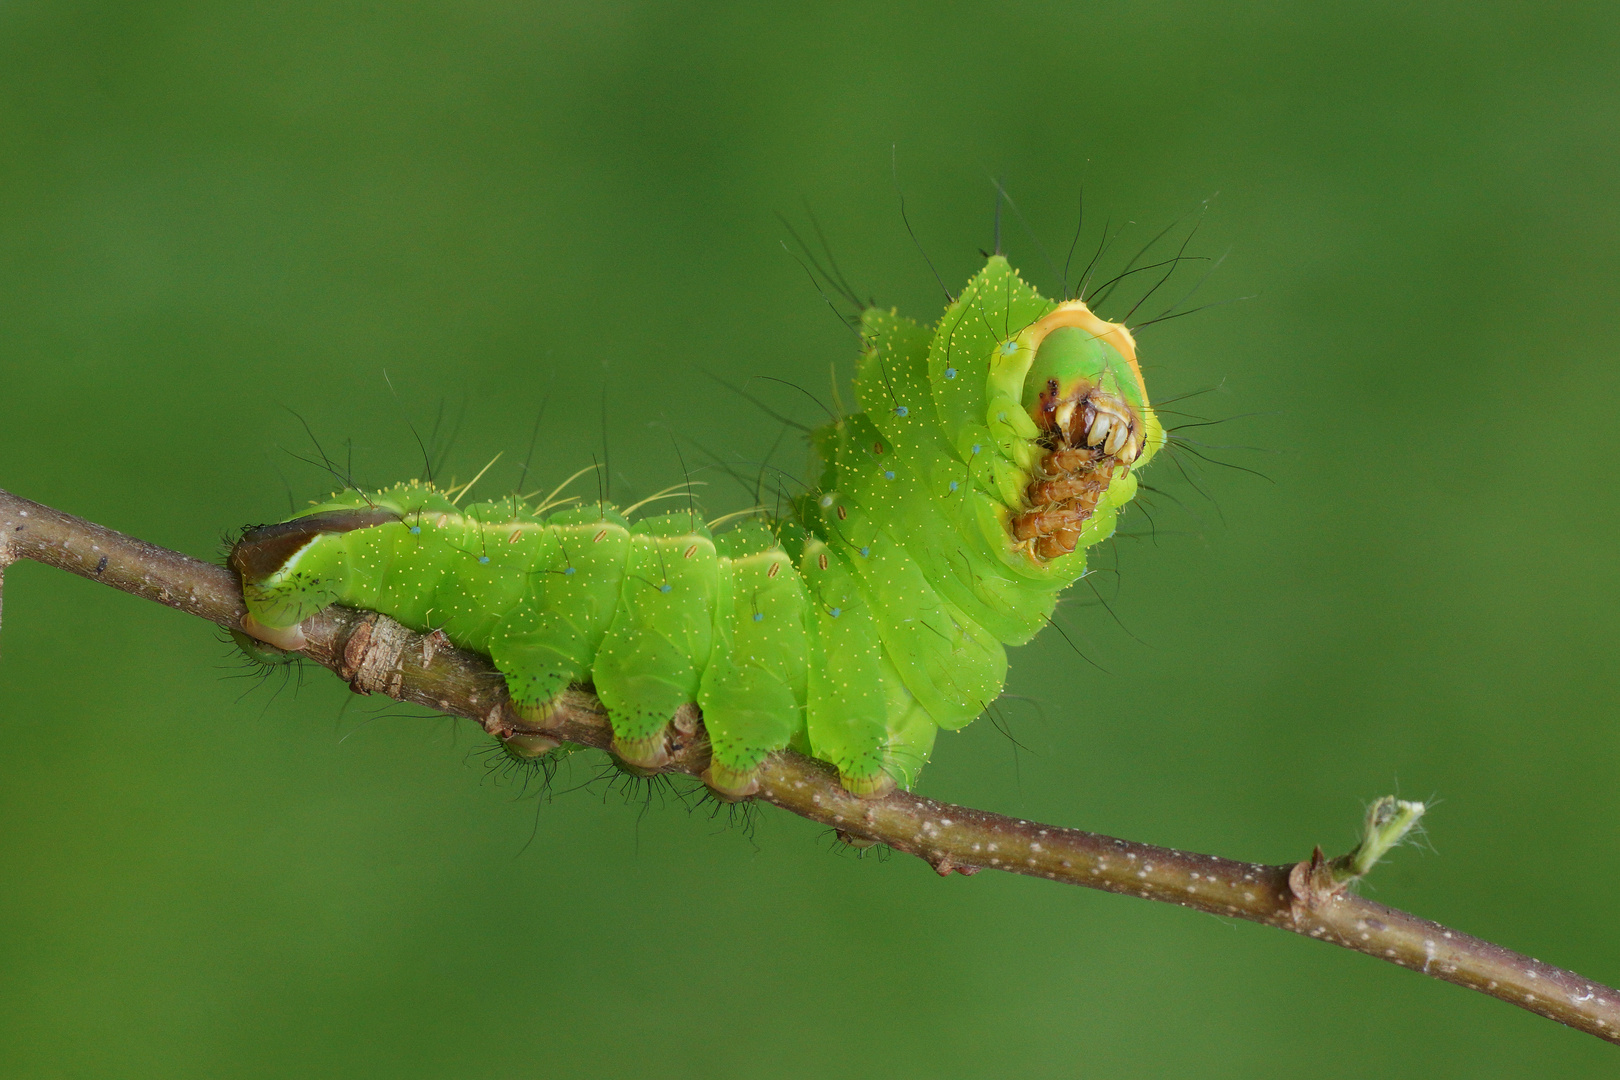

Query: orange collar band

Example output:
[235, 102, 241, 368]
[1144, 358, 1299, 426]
[1023, 300, 1146, 406]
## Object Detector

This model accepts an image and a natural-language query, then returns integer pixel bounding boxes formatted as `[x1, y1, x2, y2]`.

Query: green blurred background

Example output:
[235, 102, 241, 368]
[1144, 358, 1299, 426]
[3, 2, 1617, 1076]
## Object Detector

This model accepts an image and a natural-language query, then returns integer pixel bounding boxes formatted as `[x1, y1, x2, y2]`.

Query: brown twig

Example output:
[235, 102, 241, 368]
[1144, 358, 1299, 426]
[2, 485, 1617, 1044]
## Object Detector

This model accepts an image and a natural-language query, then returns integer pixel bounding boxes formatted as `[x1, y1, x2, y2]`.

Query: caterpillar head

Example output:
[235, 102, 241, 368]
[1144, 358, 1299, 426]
[1018, 301, 1158, 468]
[1003, 301, 1164, 561]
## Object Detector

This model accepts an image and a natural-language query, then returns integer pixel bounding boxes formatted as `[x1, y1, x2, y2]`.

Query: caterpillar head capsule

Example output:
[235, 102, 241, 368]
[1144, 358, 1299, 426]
[1010, 302, 1162, 561]
[1020, 302, 1149, 453]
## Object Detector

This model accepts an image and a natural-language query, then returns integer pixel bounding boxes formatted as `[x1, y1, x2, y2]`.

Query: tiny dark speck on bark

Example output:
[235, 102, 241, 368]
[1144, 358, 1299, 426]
[95, 556, 108, 575]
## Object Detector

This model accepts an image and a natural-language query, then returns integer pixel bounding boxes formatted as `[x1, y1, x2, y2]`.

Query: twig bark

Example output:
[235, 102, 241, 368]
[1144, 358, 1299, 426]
[2, 485, 1616, 1044]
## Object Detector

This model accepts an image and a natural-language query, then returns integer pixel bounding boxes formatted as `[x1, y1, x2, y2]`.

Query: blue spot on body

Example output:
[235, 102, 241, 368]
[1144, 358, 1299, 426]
[859, 545, 870, 557]
[1002, 341, 1018, 355]
[564, 566, 576, 575]
[409, 526, 421, 535]
[949, 481, 959, 492]
[884, 470, 895, 480]
[829, 607, 841, 618]
[478, 556, 490, 564]
[660, 584, 672, 593]
[895, 405, 908, 417]
[753, 612, 763, 622]
[944, 367, 957, 379]
[972, 443, 982, 455]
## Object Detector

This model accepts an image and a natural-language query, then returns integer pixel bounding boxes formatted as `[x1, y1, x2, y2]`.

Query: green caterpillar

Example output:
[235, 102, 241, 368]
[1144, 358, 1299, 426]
[230, 255, 1164, 798]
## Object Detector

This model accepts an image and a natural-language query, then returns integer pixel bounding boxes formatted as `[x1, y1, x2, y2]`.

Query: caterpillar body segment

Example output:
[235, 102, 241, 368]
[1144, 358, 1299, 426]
[593, 513, 719, 767]
[232, 256, 1160, 797]
[794, 535, 895, 796]
[926, 257, 1055, 459]
[490, 506, 632, 723]
[808, 487, 1004, 732]
[698, 522, 810, 798]
[850, 311, 1048, 643]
